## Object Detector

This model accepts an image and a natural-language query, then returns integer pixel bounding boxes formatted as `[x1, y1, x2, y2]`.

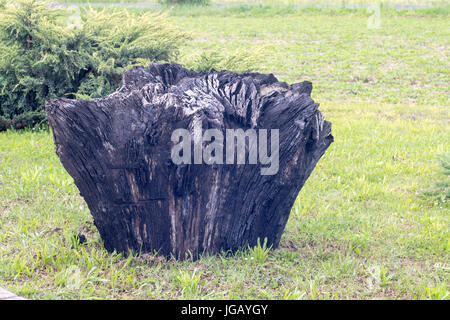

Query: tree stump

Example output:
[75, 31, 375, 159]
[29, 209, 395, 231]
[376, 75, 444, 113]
[45, 63, 333, 259]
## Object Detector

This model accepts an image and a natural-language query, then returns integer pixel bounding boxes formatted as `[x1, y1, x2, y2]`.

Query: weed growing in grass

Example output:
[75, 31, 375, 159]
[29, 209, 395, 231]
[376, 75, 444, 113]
[247, 238, 272, 264]
[282, 288, 306, 300]
[175, 269, 203, 297]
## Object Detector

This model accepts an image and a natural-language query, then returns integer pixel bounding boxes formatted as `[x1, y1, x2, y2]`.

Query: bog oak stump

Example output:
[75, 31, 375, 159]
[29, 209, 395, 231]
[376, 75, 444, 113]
[46, 63, 333, 259]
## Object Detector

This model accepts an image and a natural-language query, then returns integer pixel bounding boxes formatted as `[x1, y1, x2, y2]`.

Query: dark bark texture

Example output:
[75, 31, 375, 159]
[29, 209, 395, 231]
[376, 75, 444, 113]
[46, 63, 333, 259]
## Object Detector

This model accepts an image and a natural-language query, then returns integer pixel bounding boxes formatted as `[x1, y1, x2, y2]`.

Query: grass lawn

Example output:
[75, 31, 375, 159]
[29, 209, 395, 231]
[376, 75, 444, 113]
[0, 4, 448, 299]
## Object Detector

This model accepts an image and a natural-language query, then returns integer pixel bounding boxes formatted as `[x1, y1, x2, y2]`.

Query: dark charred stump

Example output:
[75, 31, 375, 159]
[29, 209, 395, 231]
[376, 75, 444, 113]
[45, 63, 333, 259]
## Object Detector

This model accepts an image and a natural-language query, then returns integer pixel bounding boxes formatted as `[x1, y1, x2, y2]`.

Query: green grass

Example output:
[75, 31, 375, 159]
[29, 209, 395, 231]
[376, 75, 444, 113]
[76, 5, 449, 106]
[0, 102, 448, 299]
[172, 9, 449, 106]
[59, 0, 450, 5]
[0, 5, 449, 299]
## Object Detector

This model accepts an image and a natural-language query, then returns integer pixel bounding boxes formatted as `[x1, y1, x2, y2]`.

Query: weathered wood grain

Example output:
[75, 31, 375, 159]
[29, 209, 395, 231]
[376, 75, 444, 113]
[46, 63, 333, 259]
